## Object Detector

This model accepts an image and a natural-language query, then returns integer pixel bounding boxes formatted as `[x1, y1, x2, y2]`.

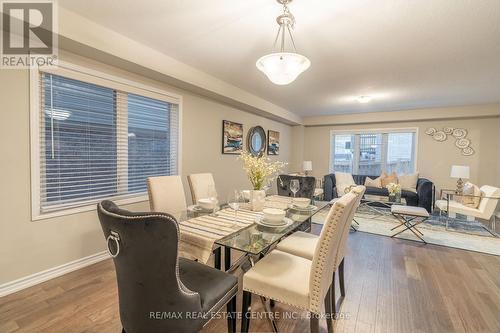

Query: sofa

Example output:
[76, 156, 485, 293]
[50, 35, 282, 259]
[323, 174, 435, 213]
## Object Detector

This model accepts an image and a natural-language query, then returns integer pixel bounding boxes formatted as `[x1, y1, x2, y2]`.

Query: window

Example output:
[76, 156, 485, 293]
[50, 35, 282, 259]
[32, 65, 181, 218]
[330, 129, 416, 175]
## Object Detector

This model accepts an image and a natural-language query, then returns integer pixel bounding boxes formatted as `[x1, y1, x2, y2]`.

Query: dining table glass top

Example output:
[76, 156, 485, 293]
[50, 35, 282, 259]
[173, 196, 330, 255]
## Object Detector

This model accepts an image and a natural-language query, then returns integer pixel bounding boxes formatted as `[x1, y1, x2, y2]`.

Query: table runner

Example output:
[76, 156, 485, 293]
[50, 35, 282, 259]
[179, 195, 294, 262]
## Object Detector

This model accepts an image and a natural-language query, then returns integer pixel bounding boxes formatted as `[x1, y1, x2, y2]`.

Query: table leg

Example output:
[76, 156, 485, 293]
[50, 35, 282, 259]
[214, 247, 221, 270]
[224, 246, 231, 272]
[248, 256, 278, 332]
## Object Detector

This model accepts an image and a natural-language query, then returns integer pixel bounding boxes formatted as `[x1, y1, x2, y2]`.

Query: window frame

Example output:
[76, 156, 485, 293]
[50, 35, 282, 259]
[30, 61, 183, 221]
[329, 127, 418, 175]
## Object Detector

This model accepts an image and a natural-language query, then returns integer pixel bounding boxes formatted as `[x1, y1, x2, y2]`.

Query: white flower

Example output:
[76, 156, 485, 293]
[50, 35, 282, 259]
[238, 151, 287, 190]
[386, 182, 401, 195]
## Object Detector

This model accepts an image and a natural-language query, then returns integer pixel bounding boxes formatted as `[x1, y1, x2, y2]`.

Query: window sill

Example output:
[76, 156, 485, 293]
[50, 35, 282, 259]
[31, 195, 149, 221]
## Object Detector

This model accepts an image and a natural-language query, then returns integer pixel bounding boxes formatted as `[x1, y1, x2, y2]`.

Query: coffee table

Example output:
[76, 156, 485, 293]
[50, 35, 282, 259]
[359, 194, 406, 219]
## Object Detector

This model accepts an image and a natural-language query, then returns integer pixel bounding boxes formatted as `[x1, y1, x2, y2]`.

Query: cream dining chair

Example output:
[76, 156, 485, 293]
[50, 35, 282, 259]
[275, 185, 366, 312]
[147, 175, 187, 215]
[241, 192, 358, 333]
[187, 173, 217, 204]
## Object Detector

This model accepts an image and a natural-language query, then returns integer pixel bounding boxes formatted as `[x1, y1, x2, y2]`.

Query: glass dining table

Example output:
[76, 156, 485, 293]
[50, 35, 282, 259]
[175, 197, 330, 272]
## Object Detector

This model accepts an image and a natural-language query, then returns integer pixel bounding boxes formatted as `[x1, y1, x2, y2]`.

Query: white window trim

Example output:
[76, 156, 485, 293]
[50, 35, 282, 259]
[30, 61, 183, 221]
[329, 127, 419, 174]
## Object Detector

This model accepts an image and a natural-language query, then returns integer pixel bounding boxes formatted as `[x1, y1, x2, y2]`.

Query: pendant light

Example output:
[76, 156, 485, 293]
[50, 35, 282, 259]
[256, 0, 310, 85]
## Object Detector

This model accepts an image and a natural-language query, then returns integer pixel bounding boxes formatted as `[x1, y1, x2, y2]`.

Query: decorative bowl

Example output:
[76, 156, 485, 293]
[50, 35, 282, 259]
[262, 208, 286, 224]
[292, 197, 311, 208]
[197, 198, 216, 210]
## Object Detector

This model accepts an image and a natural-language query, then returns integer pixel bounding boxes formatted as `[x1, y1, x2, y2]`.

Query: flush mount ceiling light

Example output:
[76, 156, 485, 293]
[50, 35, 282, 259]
[256, 0, 310, 85]
[356, 95, 373, 103]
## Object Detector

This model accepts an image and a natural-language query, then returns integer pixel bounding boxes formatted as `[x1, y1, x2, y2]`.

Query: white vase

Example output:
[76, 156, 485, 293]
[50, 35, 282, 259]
[251, 190, 266, 212]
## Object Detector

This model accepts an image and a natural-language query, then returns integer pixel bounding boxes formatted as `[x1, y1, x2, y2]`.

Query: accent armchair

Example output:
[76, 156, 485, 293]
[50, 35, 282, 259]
[435, 185, 499, 236]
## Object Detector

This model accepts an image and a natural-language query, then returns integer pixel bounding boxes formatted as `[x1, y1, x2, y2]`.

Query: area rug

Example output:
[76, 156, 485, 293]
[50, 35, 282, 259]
[312, 203, 500, 256]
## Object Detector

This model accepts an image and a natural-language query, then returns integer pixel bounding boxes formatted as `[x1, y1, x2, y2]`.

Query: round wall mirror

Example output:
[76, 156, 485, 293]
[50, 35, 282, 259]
[247, 126, 266, 156]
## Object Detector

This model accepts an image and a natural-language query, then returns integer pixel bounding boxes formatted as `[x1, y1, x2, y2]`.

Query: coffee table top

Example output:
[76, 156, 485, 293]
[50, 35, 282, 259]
[363, 194, 407, 206]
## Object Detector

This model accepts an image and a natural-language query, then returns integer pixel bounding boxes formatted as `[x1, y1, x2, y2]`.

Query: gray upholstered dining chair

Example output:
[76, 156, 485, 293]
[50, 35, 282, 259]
[241, 192, 358, 333]
[187, 173, 218, 204]
[97, 200, 238, 333]
[147, 175, 187, 214]
[277, 174, 316, 199]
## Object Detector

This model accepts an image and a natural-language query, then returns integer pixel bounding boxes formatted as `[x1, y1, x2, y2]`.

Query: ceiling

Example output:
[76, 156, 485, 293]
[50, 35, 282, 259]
[59, 0, 500, 117]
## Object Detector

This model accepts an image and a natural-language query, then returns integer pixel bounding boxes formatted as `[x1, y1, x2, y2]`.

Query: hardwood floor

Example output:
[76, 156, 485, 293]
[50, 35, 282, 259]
[1, 228, 499, 333]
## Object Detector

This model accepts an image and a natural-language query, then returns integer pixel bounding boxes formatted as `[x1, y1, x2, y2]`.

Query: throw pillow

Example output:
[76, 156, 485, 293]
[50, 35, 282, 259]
[398, 173, 419, 193]
[462, 182, 481, 208]
[381, 172, 398, 188]
[335, 172, 355, 197]
[364, 176, 382, 188]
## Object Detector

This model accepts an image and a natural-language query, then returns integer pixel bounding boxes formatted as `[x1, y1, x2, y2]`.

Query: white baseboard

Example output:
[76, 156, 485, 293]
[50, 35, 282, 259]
[0, 251, 110, 298]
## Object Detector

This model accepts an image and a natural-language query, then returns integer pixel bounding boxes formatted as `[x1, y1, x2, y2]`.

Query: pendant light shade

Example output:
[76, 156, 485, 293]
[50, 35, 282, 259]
[256, 52, 311, 85]
[257, 0, 310, 85]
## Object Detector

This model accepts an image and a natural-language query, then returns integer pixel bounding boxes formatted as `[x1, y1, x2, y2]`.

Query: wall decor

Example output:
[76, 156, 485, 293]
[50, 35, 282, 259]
[425, 127, 436, 135]
[247, 126, 266, 157]
[267, 130, 280, 155]
[425, 127, 475, 156]
[222, 120, 243, 154]
[432, 131, 447, 142]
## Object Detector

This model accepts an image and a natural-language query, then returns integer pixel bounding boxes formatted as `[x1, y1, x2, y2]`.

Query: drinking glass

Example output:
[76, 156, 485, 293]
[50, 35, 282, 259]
[290, 179, 300, 198]
[208, 184, 218, 216]
[228, 190, 243, 226]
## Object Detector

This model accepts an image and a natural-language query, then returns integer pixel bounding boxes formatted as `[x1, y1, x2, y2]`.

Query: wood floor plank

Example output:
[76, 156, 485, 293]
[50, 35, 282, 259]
[0, 230, 499, 333]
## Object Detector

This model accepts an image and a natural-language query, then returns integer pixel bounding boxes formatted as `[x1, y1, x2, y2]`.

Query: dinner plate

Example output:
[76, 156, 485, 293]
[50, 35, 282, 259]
[288, 204, 318, 211]
[255, 216, 292, 228]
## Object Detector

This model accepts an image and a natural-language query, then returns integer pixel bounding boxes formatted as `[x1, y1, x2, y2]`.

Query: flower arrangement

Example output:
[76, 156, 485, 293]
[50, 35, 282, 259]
[238, 151, 287, 190]
[386, 182, 401, 195]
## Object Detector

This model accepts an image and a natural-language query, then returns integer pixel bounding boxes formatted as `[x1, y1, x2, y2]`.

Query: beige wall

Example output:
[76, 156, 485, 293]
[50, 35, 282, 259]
[303, 109, 500, 193]
[0, 52, 292, 284]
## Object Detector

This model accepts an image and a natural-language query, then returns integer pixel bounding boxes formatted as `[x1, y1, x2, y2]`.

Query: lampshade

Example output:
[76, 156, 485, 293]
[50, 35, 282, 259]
[302, 160, 313, 172]
[450, 165, 470, 179]
[256, 52, 311, 85]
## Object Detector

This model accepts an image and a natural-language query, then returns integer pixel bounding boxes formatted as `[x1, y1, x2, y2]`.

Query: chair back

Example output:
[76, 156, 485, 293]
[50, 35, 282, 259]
[187, 173, 217, 203]
[477, 185, 500, 219]
[97, 201, 203, 333]
[335, 185, 366, 267]
[277, 174, 316, 199]
[147, 175, 187, 214]
[308, 192, 357, 314]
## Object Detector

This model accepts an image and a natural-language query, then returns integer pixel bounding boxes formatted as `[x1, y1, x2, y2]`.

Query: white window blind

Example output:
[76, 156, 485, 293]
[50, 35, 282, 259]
[330, 129, 416, 176]
[37, 71, 180, 214]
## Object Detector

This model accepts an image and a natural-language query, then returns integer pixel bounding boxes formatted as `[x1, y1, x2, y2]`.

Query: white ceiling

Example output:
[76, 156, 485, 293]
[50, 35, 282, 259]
[59, 0, 500, 117]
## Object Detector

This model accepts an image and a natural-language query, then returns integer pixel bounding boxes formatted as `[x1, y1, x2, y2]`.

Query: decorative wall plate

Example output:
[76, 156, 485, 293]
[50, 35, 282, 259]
[462, 147, 474, 156]
[455, 138, 470, 149]
[443, 127, 454, 135]
[452, 128, 467, 138]
[426, 125, 474, 156]
[432, 131, 447, 141]
[425, 127, 436, 135]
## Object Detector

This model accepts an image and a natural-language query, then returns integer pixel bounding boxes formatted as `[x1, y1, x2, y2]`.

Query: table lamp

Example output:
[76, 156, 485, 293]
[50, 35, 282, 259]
[450, 165, 470, 194]
[303, 161, 313, 176]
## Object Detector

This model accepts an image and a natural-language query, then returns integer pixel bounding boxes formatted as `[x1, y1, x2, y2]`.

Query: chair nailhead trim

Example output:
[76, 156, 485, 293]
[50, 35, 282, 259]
[309, 201, 346, 313]
[243, 287, 311, 312]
